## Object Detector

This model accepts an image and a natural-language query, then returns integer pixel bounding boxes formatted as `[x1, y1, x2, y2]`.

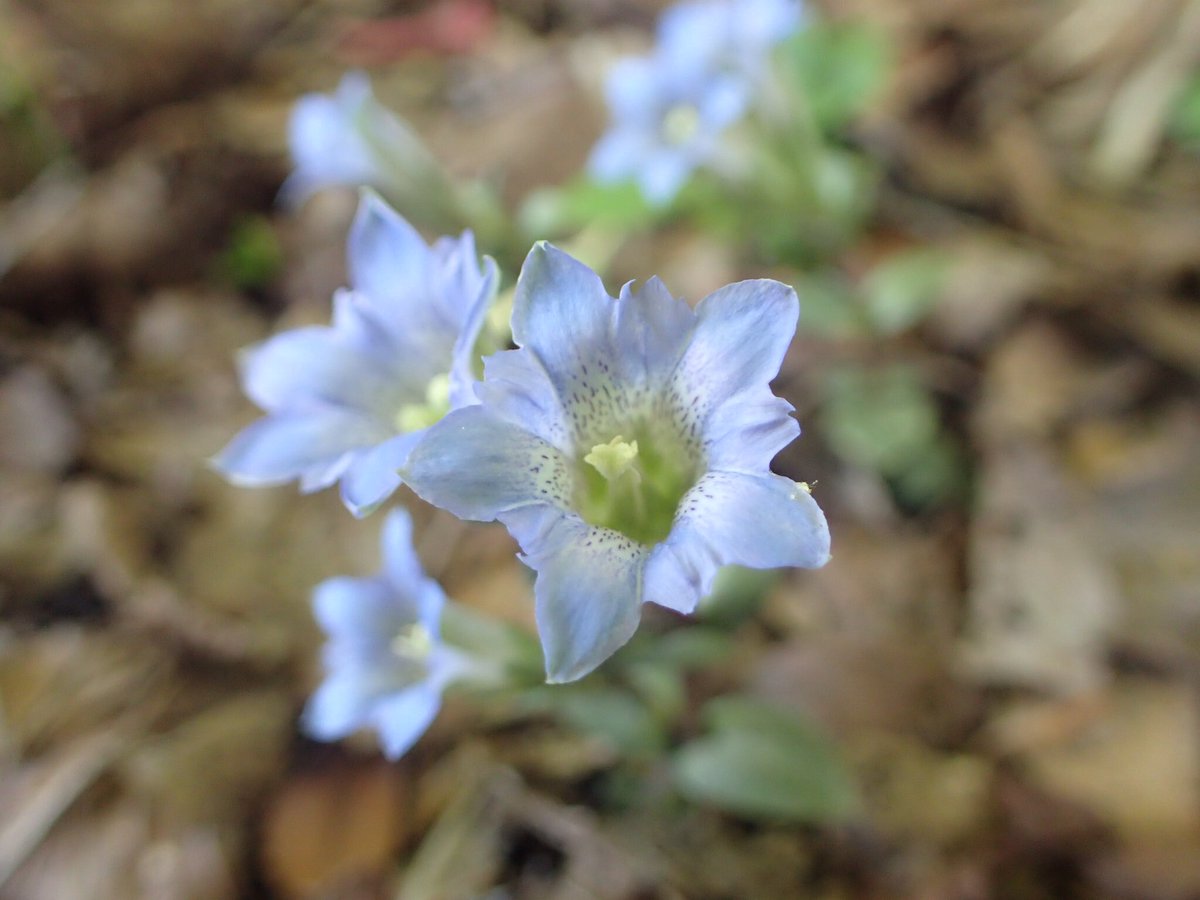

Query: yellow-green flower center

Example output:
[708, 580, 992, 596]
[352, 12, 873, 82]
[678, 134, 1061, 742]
[662, 103, 702, 146]
[390, 622, 433, 680]
[575, 424, 699, 545]
[395, 373, 451, 433]
[584, 435, 640, 482]
[391, 622, 433, 660]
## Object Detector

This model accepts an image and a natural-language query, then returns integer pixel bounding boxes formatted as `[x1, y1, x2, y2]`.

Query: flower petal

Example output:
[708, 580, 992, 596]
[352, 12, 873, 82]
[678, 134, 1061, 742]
[698, 74, 749, 130]
[639, 149, 694, 205]
[511, 243, 614, 400]
[519, 514, 648, 683]
[379, 507, 421, 591]
[313, 575, 410, 643]
[614, 276, 695, 386]
[403, 406, 573, 521]
[302, 673, 378, 740]
[737, 0, 804, 46]
[658, 1, 729, 73]
[380, 509, 447, 634]
[588, 127, 653, 184]
[670, 279, 798, 431]
[371, 685, 442, 759]
[604, 56, 664, 122]
[702, 389, 799, 470]
[298, 453, 358, 493]
[643, 470, 830, 613]
[212, 411, 387, 488]
[641, 542, 707, 615]
[347, 191, 432, 316]
[239, 325, 402, 416]
[475, 349, 571, 451]
[339, 431, 424, 517]
[446, 254, 499, 410]
[282, 76, 380, 204]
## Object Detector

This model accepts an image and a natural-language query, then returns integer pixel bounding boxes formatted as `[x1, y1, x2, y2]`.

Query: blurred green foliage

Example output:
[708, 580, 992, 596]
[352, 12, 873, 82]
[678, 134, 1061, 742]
[1170, 73, 1200, 148]
[218, 216, 283, 290]
[673, 695, 858, 822]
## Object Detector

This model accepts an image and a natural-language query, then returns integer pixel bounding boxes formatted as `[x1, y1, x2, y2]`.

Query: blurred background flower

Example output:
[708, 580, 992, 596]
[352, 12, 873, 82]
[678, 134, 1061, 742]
[304, 508, 466, 759]
[213, 192, 497, 516]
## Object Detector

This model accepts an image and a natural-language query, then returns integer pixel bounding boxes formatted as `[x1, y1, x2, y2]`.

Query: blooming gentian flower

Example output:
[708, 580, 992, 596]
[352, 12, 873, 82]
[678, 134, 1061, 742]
[657, 0, 802, 73]
[282, 71, 442, 206]
[403, 243, 830, 683]
[303, 509, 467, 759]
[213, 193, 498, 516]
[588, 53, 747, 205]
[588, 0, 802, 204]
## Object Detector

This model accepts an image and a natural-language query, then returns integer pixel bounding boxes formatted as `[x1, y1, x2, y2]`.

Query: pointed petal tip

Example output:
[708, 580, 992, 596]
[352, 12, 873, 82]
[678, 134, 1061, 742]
[542, 655, 601, 685]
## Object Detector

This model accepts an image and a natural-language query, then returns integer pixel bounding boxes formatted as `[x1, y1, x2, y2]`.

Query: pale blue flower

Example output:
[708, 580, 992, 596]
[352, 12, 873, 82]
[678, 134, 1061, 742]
[214, 192, 498, 516]
[404, 243, 830, 683]
[303, 509, 466, 759]
[280, 71, 457, 226]
[588, 53, 747, 205]
[589, 0, 802, 204]
[658, 0, 802, 73]
[283, 72, 398, 202]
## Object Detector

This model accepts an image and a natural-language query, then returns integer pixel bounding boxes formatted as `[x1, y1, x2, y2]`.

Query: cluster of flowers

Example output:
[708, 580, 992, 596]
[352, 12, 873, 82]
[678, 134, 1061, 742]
[589, 0, 802, 204]
[215, 0, 827, 759]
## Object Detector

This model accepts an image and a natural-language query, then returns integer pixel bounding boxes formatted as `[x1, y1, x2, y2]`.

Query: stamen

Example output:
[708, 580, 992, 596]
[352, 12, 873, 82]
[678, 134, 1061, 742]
[584, 435, 640, 482]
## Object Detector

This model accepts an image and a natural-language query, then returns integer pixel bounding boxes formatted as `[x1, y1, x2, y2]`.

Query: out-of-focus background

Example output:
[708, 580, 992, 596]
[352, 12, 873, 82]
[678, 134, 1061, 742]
[1, 1, 1198, 897]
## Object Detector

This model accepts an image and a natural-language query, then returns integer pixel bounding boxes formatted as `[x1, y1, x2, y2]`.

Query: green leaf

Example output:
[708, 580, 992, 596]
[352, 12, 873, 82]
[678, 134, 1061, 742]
[820, 367, 939, 475]
[776, 24, 891, 132]
[794, 271, 868, 338]
[673, 696, 857, 822]
[625, 662, 686, 721]
[1170, 74, 1200, 148]
[518, 178, 657, 237]
[651, 628, 735, 669]
[862, 248, 949, 334]
[697, 565, 778, 626]
[520, 686, 666, 758]
[440, 601, 544, 686]
[890, 431, 967, 509]
[219, 216, 282, 289]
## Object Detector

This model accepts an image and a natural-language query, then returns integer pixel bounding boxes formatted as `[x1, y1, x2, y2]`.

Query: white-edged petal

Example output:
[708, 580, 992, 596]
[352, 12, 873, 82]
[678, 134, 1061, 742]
[642, 471, 829, 614]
